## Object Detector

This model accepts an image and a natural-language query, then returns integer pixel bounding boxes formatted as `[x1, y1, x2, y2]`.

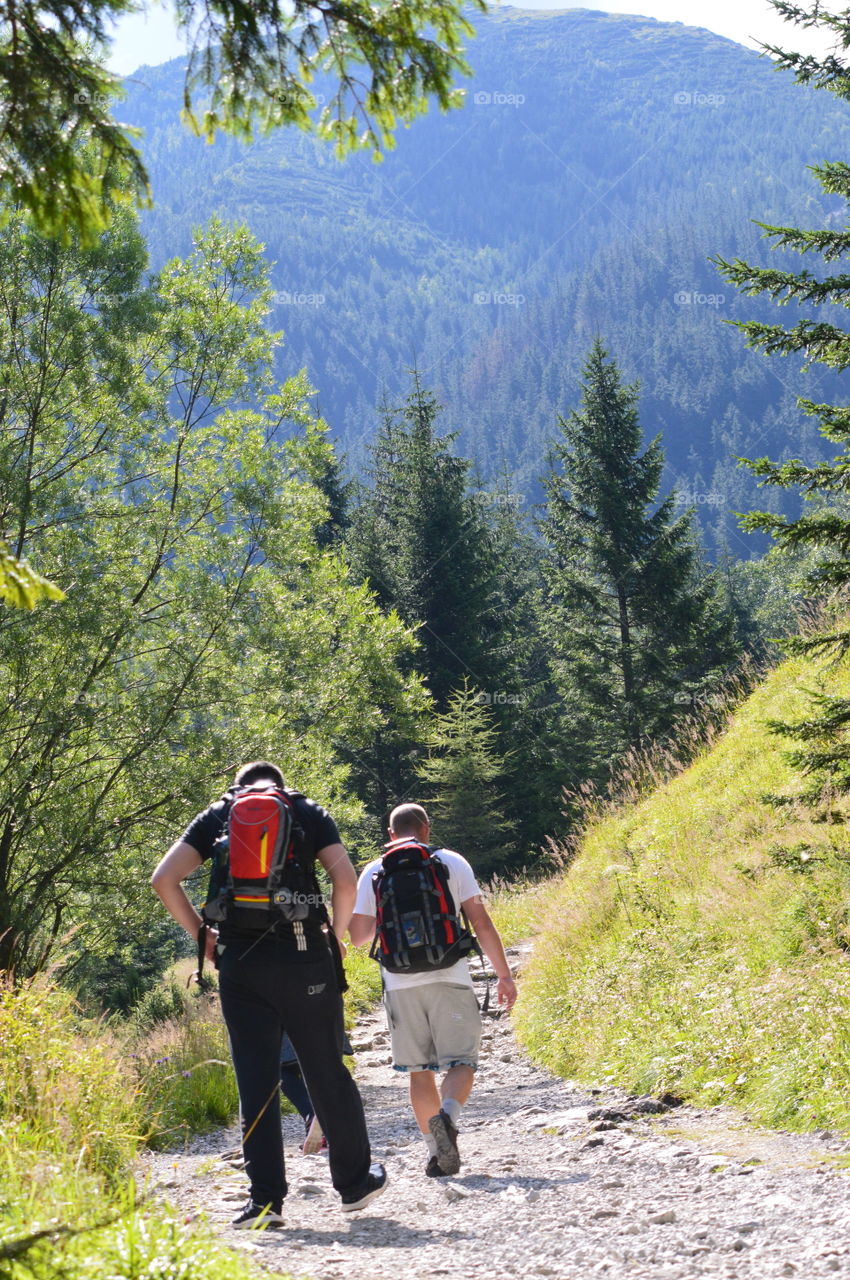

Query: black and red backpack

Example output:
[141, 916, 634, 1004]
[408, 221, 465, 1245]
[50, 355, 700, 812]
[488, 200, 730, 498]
[196, 782, 337, 983]
[370, 840, 481, 974]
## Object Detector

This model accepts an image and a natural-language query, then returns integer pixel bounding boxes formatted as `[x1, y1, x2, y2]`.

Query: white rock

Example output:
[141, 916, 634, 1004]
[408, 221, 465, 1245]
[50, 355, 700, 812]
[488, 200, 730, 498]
[443, 1184, 471, 1203]
[647, 1209, 677, 1225]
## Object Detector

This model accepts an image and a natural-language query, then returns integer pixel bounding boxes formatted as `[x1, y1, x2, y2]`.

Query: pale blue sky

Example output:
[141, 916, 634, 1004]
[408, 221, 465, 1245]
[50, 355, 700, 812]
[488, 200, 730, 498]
[109, 0, 830, 77]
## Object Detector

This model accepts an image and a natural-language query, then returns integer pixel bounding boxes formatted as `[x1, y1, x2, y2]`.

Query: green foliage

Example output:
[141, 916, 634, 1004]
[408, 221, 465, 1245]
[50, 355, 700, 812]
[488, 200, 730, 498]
[0, 0, 485, 241]
[132, 990, 238, 1149]
[342, 943, 384, 1019]
[540, 340, 738, 778]
[417, 681, 512, 879]
[514, 652, 850, 1131]
[0, 543, 64, 609]
[180, 0, 487, 152]
[0, 975, 140, 1183]
[345, 372, 558, 865]
[0, 201, 422, 980]
[0, 972, 259, 1280]
[350, 373, 505, 710]
[480, 876, 551, 947]
[722, 544, 818, 656]
[0, 0, 489, 241]
[345, 371, 510, 819]
[128, 979, 189, 1033]
[714, 7, 850, 802]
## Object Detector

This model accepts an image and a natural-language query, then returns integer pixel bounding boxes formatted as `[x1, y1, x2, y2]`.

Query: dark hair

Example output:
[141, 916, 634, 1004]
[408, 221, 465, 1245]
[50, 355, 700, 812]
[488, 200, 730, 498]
[234, 760, 286, 789]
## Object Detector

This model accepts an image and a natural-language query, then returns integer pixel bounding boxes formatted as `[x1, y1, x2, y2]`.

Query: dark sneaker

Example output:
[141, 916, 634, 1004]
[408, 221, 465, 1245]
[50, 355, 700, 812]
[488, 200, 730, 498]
[428, 1110, 461, 1175]
[425, 1154, 450, 1178]
[230, 1199, 284, 1230]
[340, 1163, 388, 1212]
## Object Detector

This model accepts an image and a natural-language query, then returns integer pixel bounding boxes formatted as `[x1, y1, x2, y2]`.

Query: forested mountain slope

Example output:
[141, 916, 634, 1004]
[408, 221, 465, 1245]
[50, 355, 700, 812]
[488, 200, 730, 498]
[121, 7, 850, 552]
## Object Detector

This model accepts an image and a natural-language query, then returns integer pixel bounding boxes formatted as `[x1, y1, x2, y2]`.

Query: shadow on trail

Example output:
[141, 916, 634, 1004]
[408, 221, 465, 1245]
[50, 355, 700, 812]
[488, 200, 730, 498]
[247, 1220, 472, 1250]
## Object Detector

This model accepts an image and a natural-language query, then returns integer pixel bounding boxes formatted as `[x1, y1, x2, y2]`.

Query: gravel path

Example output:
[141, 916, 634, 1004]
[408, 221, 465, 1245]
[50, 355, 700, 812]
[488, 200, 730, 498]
[142, 946, 850, 1279]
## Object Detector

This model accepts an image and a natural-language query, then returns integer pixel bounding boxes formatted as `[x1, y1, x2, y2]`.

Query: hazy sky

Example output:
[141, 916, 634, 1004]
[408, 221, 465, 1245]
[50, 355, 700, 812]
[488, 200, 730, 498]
[109, 0, 830, 77]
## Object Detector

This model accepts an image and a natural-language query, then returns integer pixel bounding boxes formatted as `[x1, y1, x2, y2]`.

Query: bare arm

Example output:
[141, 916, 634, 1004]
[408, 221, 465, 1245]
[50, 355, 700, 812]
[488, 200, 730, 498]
[151, 840, 217, 959]
[462, 896, 518, 1010]
[317, 841, 358, 942]
[348, 910, 376, 948]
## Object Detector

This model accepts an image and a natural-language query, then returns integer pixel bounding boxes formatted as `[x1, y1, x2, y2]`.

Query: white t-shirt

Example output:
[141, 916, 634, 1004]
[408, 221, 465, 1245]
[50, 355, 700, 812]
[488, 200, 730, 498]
[354, 846, 481, 990]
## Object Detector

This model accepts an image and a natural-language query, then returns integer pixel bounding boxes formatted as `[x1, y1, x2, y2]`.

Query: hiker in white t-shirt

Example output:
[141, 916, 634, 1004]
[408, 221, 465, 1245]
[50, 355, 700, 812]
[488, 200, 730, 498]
[349, 802, 517, 1177]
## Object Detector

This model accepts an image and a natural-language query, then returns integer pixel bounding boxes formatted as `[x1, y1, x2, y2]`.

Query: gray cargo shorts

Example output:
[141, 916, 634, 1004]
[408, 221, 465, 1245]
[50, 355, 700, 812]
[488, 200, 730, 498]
[383, 982, 482, 1072]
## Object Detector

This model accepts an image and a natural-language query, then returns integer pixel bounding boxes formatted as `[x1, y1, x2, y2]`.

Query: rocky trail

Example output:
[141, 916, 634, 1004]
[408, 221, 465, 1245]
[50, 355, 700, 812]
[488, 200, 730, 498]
[142, 946, 850, 1279]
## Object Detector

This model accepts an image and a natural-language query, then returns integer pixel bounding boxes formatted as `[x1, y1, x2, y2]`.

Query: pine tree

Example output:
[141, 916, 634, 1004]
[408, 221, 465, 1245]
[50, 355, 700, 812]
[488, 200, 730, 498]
[346, 374, 556, 856]
[541, 339, 737, 770]
[713, 3, 850, 800]
[417, 681, 512, 879]
[296, 415, 351, 549]
[349, 372, 506, 710]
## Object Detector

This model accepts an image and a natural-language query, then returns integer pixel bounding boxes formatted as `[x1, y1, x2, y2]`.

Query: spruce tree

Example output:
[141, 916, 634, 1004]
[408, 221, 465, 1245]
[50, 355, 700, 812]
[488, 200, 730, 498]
[541, 339, 736, 769]
[417, 681, 512, 879]
[713, 3, 850, 800]
[346, 373, 559, 860]
[349, 372, 505, 710]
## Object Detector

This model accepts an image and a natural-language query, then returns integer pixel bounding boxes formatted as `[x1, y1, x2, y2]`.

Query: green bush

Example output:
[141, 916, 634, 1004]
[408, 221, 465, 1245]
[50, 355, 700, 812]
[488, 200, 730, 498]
[0, 974, 140, 1185]
[128, 980, 188, 1033]
[343, 944, 383, 1020]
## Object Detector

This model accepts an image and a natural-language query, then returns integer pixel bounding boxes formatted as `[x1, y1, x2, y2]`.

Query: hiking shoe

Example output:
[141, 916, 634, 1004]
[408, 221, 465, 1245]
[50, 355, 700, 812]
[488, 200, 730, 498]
[340, 1163, 388, 1212]
[428, 1109, 461, 1175]
[425, 1154, 450, 1178]
[302, 1114, 324, 1155]
[230, 1199, 284, 1230]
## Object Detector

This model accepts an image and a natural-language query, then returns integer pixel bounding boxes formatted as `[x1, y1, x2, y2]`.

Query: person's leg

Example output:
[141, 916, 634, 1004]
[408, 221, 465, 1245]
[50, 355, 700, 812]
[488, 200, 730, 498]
[409, 1069, 442, 1132]
[440, 1063, 475, 1110]
[283, 950, 372, 1196]
[218, 941, 286, 1211]
[280, 1062, 314, 1124]
[427, 984, 482, 1174]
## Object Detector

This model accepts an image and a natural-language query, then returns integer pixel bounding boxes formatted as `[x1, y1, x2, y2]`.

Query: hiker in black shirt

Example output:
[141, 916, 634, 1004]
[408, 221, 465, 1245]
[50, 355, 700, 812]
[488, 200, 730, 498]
[151, 760, 387, 1228]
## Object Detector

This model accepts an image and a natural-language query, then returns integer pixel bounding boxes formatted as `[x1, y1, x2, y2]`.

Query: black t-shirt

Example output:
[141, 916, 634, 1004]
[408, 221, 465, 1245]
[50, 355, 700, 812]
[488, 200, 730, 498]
[182, 791, 341, 946]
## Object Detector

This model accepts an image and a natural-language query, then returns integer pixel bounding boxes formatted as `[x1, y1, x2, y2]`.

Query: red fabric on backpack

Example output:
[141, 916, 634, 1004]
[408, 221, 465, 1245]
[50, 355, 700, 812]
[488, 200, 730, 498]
[228, 785, 292, 886]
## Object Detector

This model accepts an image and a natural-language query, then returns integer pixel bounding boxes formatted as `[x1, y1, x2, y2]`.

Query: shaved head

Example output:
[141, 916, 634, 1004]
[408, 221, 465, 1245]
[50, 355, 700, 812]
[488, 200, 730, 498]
[388, 803, 430, 838]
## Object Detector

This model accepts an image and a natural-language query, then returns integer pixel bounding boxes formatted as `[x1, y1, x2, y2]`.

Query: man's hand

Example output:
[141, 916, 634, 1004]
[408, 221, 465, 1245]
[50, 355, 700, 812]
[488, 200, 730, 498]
[496, 975, 517, 1010]
[204, 927, 219, 961]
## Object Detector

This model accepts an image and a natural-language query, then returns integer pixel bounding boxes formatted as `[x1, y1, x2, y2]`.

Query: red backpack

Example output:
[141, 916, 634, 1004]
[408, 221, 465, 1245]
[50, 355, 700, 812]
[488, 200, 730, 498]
[202, 783, 322, 929]
[194, 782, 348, 991]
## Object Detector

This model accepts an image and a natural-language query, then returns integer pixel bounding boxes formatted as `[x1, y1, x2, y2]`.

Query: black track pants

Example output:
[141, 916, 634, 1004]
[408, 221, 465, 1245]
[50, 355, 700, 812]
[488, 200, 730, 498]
[217, 935, 371, 1208]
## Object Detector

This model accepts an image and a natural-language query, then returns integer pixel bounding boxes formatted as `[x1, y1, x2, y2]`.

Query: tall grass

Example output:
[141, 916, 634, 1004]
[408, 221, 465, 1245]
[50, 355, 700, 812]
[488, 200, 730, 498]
[130, 983, 239, 1150]
[343, 942, 383, 1018]
[0, 973, 266, 1280]
[486, 877, 552, 946]
[514, 653, 850, 1131]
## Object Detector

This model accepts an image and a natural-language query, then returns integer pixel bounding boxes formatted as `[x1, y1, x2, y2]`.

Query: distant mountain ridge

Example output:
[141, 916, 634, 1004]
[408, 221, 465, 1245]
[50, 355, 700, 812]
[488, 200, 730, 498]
[121, 7, 850, 554]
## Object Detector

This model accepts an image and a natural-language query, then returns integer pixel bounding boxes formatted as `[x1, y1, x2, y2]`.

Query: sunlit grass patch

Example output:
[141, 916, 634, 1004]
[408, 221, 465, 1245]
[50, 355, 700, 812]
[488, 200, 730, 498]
[515, 653, 850, 1133]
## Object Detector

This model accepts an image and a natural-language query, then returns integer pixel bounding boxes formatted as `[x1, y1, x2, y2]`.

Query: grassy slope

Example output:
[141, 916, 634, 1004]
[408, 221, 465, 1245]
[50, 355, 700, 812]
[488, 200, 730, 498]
[513, 653, 850, 1132]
